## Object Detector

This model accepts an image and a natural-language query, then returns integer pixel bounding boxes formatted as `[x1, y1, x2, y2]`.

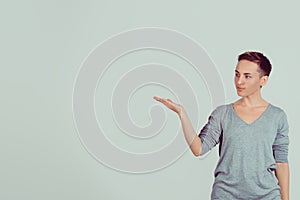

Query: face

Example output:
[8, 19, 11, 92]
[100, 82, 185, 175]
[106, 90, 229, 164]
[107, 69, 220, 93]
[234, 60, 268, 97]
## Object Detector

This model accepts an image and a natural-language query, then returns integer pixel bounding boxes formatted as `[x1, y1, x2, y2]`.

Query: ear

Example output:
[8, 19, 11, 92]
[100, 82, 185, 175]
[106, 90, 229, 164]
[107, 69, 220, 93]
[260, 76, 269, 87]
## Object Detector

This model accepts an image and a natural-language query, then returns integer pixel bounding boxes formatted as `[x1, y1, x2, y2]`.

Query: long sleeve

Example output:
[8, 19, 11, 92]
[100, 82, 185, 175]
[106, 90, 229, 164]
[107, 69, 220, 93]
[273, 111, 289, 163]
[198, 106, 224, 155]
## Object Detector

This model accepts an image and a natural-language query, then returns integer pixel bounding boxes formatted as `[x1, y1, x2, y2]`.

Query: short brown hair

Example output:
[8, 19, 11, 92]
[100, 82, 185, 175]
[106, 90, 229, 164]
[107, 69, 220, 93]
[238, 51, 272, 77]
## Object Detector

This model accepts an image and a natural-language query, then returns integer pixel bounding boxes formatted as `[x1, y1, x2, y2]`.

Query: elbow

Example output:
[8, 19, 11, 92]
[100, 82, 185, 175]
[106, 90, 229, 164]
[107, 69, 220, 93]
[194, 152, 201, 157]
[191, 137, 203, 157]
[192, 148, 202, 157]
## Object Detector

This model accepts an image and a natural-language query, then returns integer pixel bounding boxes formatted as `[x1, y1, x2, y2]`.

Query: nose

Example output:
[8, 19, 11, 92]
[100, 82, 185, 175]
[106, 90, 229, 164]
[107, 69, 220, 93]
[237, 76, 244, 85]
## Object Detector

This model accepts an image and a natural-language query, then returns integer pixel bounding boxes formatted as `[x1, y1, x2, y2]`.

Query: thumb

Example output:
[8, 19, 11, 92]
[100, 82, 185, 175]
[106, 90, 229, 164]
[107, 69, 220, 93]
[166, 98, 173, 102]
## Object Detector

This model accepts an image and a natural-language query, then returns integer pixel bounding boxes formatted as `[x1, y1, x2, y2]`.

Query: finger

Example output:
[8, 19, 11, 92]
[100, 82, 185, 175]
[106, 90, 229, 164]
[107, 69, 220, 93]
[153, 96, 162, 101]
[154, 97, 167, 104]
[166, 99, 174, 103]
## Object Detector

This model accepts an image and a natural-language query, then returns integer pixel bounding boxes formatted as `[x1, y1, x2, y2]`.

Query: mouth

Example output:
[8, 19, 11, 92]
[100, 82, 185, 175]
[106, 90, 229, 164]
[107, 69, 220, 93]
[236, 87, 245, 92]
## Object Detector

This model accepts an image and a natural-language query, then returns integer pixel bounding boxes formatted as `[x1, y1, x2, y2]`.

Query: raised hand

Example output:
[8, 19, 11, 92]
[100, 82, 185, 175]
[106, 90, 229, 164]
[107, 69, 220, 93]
[153, 96, 202, 156]
[153, 96, 183, 115]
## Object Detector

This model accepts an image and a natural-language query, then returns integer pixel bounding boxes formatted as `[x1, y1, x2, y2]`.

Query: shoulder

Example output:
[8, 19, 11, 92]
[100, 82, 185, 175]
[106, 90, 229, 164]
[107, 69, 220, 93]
[269, 103, 288, 117]
[268, 105, 290, 136]
[214, 104, 232, 111]
[211, 104, 231, 116]
[268, 104, 289, 126]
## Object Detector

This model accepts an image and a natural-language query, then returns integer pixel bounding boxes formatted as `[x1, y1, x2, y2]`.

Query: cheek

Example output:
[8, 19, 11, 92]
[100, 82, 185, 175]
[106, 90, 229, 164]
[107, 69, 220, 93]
[247, 80, 261, 88]
[234, 76, 239, 83]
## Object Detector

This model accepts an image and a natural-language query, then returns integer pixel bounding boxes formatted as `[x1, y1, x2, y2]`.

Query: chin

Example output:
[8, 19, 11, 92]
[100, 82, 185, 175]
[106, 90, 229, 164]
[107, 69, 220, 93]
[237, 91, 247, 97]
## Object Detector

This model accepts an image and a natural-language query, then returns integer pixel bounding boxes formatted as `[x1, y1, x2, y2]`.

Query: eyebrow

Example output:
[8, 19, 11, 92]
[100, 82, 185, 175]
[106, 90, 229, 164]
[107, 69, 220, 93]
[235, 70, 252, 75]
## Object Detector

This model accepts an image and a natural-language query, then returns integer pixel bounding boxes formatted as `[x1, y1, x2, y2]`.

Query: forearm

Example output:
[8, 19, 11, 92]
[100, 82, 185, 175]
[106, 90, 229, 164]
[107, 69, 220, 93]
[275, 162, 290, 200]
[178, 107, 202, 156]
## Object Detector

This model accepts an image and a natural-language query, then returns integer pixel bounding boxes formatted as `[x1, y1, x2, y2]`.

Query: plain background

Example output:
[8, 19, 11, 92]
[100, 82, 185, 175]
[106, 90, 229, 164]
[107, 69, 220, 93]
[1, 0, 299, 199]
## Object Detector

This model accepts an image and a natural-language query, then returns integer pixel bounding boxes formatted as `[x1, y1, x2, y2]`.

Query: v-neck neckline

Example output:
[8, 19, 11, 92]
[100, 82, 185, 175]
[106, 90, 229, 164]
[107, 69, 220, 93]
[230, 103, 271, 126]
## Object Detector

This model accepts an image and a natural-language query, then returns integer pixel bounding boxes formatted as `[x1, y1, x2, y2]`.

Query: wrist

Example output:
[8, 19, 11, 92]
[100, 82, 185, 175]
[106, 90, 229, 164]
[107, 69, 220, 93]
[178, 105, 185, 119]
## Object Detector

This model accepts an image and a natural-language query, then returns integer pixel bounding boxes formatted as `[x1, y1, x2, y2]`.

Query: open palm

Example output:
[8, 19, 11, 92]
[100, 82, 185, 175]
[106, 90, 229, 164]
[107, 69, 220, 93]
[153, 96, 182, 114]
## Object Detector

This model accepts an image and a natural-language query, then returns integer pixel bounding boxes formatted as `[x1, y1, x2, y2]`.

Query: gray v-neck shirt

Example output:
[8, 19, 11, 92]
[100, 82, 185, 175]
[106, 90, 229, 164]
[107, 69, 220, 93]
[198, 104, 289, 200]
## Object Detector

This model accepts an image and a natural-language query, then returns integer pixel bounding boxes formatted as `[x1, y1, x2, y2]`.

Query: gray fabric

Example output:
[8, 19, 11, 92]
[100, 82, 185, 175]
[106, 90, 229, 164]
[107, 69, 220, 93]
[198, 103, 289, 200]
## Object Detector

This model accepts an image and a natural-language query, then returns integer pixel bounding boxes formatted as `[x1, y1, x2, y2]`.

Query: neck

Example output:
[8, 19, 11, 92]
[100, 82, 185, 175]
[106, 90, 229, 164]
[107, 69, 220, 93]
[239, 91, 267, 107]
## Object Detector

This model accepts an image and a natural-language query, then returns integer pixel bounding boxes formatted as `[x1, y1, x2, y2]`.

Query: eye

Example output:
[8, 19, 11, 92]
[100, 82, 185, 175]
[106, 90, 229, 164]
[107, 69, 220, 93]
[245, 75, 252, 79]
[235, 72, 240, 77]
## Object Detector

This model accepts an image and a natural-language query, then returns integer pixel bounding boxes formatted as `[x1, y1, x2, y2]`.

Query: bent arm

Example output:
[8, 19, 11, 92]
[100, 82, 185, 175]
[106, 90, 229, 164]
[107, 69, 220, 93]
[153, 96, 203, 156]
[178, 107, 203, 156]
[275, 162, 290, 200]
[273, 111, 289, 199]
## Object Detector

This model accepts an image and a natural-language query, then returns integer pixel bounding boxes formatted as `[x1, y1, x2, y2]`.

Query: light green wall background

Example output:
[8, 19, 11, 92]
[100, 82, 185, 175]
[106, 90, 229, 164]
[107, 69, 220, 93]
[1, 0, 299, 199]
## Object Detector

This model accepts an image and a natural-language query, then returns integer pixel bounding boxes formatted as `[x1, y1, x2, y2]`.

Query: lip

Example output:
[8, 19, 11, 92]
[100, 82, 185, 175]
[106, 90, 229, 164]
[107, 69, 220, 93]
[236, 87, 245, 91]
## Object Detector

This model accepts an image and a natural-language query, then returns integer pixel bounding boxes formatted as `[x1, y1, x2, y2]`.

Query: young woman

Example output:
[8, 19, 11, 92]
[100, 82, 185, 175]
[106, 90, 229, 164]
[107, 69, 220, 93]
[153, 52, 290, 200]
